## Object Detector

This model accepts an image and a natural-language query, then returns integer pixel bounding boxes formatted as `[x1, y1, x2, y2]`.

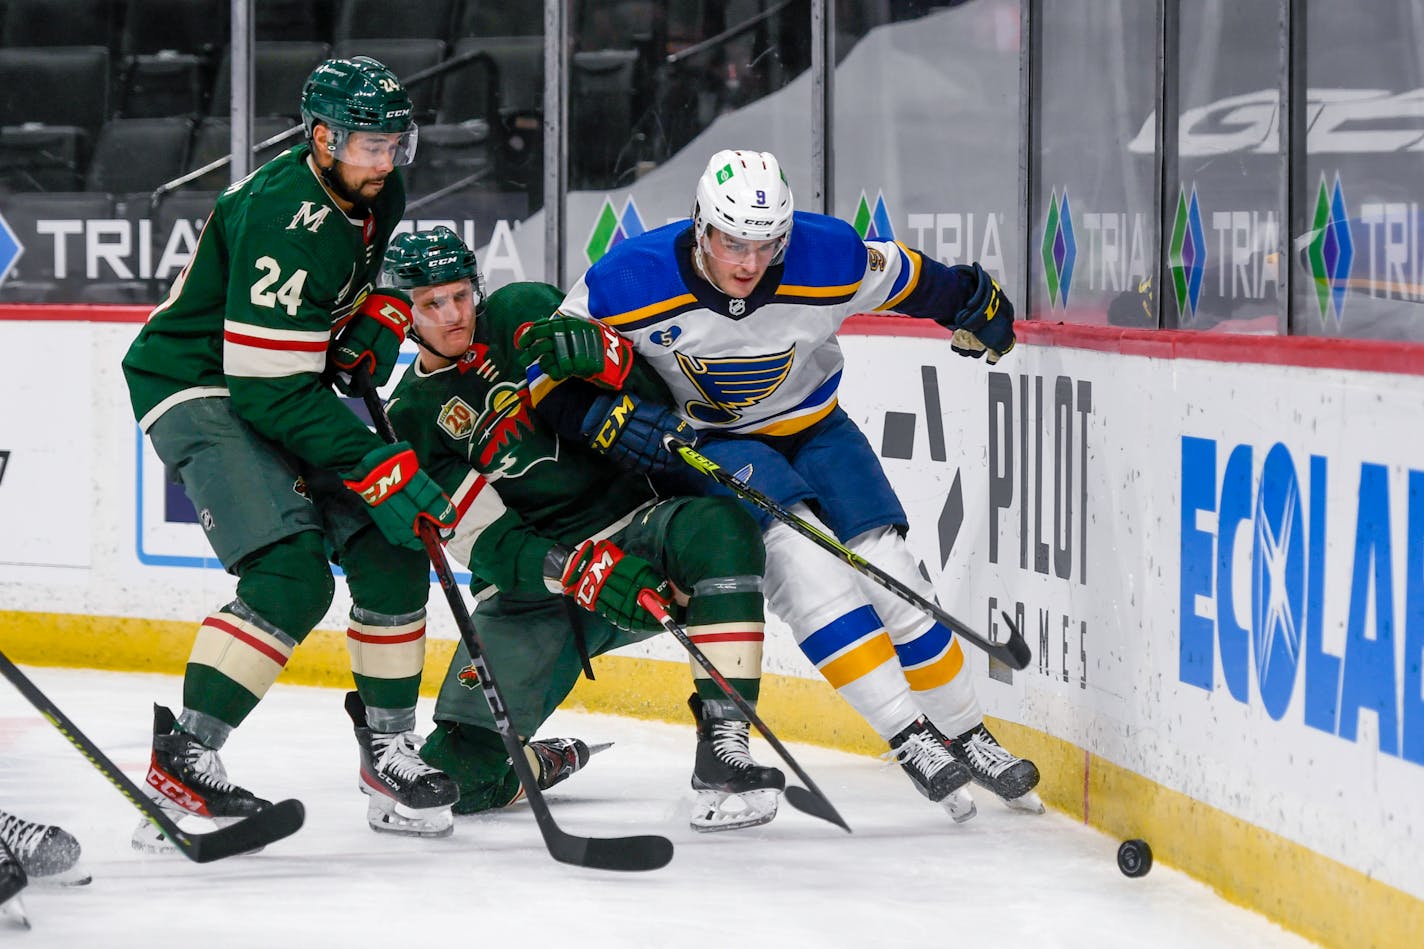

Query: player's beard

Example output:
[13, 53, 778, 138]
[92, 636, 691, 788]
[321, 161, 378, 217]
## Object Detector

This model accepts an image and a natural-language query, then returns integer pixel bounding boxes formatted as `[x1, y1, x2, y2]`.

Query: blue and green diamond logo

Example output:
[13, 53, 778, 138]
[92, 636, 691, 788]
[1168, 184, 1207, 320]
[1307, 173, 1353, 327]
[1041, 188, 1076, 308]
[851, 190, 894, 241]
[584, 196, 647, 266]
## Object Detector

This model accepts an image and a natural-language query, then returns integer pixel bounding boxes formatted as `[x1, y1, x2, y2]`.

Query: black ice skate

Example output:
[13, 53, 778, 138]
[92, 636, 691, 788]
[946, 722, 1044, 814]
[506, 738, 608, 805]
[688, 693, 785, 833]
[0, 839, 28, 930]
[0, 809, 88, 886]
[346, 692, 459, 837]
[883, 717, 977, 822]
[133, 704, 272, 853]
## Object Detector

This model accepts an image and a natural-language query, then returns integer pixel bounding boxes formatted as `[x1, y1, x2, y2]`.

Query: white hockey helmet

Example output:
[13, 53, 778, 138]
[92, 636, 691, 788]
[693, 149, 794, 251]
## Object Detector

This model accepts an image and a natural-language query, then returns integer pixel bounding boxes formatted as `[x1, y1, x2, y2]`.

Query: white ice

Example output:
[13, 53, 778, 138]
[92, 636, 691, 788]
[1, 666, 1315, 947]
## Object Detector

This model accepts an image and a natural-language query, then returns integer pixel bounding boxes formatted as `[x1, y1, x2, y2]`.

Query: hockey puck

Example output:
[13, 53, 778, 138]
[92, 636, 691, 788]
[1117, 838, 1152, 877]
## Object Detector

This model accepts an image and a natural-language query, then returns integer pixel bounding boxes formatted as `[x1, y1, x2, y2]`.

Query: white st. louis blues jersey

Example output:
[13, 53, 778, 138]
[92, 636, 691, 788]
[552, 210, 952, 437]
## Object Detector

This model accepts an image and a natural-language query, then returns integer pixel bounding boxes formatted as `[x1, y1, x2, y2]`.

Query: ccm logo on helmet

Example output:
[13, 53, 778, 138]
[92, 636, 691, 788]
[745, 219, 775, 226]
[429, 255, 459, 266]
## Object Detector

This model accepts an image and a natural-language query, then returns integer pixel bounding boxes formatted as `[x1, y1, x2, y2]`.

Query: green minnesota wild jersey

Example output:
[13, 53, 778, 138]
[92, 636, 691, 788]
[122, 144, 404, 474]
[387, 281, 658, 595]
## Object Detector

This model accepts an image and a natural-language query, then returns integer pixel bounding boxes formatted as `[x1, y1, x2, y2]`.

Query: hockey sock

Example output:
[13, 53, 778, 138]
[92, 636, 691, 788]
[764, 509, 921, 739]
[848, 525, 982, 736]
[420, 721, 521, 814]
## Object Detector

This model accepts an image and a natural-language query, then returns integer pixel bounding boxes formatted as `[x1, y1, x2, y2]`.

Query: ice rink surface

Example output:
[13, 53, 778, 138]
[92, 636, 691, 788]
[0, 666, 1315, 947]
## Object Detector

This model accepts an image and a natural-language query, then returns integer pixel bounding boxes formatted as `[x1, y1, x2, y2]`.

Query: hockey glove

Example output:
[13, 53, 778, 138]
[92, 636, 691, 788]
[343, 442, 456, 552]
[578, 391, 696, 475]
[330, 290, 414, 395]
[945, 262, 1015, 364]
[553, 539, 669, 632]
[515, 315, 634, 389]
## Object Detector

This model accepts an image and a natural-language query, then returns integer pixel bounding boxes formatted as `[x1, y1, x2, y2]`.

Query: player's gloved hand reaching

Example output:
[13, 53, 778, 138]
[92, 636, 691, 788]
[943, 262, 1015, 364]
[515, 315, 634, 388]
[343, 442, 456, 551]
[579, 391, 697, 475]
[331, 289, 415, 395]
[551, 538, 670, 632]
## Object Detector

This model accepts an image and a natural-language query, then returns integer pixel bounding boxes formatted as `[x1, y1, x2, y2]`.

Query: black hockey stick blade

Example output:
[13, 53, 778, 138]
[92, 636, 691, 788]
[356, 375, 673, 871]
[664, 436, 1032, 671]
[169, 799, 307, 863]
[0, 651, 305, 862]
[546, 826, 675, 873]
[638, 591, 851, 833]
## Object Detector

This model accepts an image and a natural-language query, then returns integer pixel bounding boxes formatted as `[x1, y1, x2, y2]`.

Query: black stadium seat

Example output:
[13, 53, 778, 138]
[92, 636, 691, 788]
[0, 47, 111, 144]
[186, 117, 298, 190]
[117, 52, 213, 118]
[209, 42, 332, 121]
[121, 0, 227, 57]
[331, 0, 455, 42]
[85, 117, 194, 194]
[0, 0, 117, 48]
[438, 36, 543, 124]
[0, 125, 89, 192]
[456, 0, 544, 38]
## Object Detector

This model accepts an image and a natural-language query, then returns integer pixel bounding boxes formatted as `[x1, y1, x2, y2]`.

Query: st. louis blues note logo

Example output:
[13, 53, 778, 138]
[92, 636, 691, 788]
[675, 347, 795, 425]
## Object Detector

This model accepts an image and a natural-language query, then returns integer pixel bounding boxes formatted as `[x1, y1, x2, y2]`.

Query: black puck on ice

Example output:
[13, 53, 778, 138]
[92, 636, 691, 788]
[1117, 838, 1152, 877]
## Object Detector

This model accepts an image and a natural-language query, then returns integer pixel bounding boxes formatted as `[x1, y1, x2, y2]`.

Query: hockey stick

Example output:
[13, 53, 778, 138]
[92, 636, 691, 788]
[636, 591, 851, 833]
[0, 651, 305, 863]
[356, 375, 673, 872]
[663, 436, 1033, 671]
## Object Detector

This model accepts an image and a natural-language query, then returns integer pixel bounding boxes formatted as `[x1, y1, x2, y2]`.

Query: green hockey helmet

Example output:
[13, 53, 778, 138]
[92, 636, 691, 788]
[301, 56, 417, 166]
[384, 227, 485, 294]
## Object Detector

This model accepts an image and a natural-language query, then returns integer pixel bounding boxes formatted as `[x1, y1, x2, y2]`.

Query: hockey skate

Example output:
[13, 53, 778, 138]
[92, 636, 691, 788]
[688, 694, 785, 833]
[883, 717, 978, 823]
[946, 722, 1045, 814]
[346, 692, 459, 837]
[133, 704, 272, 853]
[505, 738, 607, 805]
[0, 810, 88, 886]
[0, 840, 28, 930]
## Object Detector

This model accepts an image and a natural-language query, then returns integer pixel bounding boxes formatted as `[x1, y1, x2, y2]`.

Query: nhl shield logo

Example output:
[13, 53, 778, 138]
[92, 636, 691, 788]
[728, 298, 746, 316]
[438, 397, 476, 439]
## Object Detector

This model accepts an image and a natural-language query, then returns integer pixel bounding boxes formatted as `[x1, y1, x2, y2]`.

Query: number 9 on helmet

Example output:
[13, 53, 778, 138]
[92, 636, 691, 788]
[692, 149, 794, 264]
[301, 56, 418, 167]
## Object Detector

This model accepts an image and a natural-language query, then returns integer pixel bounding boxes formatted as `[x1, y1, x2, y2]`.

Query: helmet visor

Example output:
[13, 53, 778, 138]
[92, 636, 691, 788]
[330, 126, 418, 167]
[701, 227, 787, 266]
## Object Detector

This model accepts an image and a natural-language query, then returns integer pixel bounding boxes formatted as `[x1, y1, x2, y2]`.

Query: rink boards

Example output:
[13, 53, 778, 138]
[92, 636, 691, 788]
[0, 308, 1421, 948]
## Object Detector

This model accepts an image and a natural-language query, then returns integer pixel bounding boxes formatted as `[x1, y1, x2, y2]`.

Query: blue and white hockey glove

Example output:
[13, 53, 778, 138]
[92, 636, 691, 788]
[578, 391, 696, 475]
[946, 262, 1015, 364]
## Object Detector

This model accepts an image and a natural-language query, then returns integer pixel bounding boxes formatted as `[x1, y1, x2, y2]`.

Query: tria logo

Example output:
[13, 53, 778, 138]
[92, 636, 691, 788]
[287, 200, 331, 233]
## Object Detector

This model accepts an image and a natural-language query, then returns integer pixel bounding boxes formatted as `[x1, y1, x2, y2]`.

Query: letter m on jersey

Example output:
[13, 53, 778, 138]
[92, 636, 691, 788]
[287, 201, 331, 233]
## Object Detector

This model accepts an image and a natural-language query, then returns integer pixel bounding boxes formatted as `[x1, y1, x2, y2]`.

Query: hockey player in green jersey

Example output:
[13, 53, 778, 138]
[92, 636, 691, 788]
[121, 56, 461, 843]
[382, 227, 785, 832]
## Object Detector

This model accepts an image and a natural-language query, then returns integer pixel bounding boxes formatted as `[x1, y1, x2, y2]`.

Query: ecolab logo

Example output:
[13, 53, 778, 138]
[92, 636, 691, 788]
[1179, 437, 1424, 766]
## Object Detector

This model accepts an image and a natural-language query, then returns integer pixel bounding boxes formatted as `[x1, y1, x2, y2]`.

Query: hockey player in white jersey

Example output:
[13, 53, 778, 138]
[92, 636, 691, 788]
[520, 149, 1041, 822]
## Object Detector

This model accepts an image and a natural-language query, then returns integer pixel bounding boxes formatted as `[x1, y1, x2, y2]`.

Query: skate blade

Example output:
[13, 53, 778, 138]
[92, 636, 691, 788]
[1002, 789, 1045, 815]
[1, 895, 30, 931]
[365, 796, 454, 838]
[940, 787, 977, 824]
[31, 864, 91, 887]
[131, 813, 261, 855]
[689, 788, 780, 834]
